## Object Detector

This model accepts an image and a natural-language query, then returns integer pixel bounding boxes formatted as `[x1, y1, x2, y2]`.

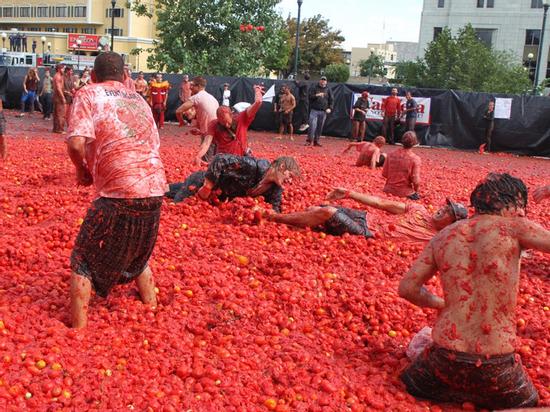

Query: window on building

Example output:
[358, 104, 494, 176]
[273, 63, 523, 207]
[532, 0, 543, 8]
[74, 6, 87, 17]
[438, 0, 444, 7]
[55, 6, 67, 17]
[475, 28, 495, 47]
[433, 27, 443, 40]
[526, 29, 541, 45]
[36, 7, 48, 17]
[27, 27, 41, 32]
[20, 7, 31, 17]
[2, 7, 13, 17]
[106, 28, 123, 36]
[45, 27, 59, 32]
[106, 8, 124, 18]
[63, 28, 78, 33]
[477, 0, 484, 7]
[487, 0, 494, 7]
[81, 27, 97, 34]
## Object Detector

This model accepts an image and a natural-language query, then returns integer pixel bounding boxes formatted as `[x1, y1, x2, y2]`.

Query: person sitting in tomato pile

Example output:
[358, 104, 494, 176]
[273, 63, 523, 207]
[399, 173, 550, 410]
[193, 85, 264, 164]
[66, 52, 167, 329]
[262, 187, 465, 239]
[382, 131, 422, 200]
[165, 153, 300, 212]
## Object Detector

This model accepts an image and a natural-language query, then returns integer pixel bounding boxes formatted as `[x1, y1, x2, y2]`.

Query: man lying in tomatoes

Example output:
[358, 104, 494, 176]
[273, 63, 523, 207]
[261, 187, 467, 240]
[165, 153, 300, 212]
[399, 173, 550, 410]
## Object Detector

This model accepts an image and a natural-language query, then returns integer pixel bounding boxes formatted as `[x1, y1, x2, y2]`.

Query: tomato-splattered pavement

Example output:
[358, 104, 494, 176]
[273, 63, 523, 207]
[0, 112, 549, 411]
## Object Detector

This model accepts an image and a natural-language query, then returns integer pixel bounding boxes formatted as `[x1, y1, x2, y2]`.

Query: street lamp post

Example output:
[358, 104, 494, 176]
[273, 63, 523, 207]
[533, 0, 550, 94]
[527, 52, 534, 84]
[41, 36, 46, 62]
[293, 0, 303, 79]
[76, 39, 82, 71]
[110, 0, 117, 51]
[368, 49, 374, 84]
[1, 32, 6, 51]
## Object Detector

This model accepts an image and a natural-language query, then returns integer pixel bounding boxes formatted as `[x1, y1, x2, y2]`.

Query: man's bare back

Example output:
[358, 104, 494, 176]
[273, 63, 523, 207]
[429, 214, 550, 354]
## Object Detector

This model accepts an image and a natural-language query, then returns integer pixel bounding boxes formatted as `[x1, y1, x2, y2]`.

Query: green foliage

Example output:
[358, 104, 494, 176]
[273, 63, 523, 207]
[130, 0, 289, 76]
[286, 14, 345, 76]
[398, 24, 531, 94]
[358, 54, 386, 78]
[324, 63, 349, 83]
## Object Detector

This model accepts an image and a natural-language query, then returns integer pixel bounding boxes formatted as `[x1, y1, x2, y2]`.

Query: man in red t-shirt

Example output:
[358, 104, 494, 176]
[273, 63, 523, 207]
[194, 85, 263, 164]
[66, 52, 167, 328]
[382, 88, 402, 144]
[382, 131, 421, 199]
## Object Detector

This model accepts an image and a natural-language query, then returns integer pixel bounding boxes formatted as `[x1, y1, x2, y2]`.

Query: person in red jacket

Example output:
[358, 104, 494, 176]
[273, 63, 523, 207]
[148, 73, 170, 128]
[382, 88, 402, 144]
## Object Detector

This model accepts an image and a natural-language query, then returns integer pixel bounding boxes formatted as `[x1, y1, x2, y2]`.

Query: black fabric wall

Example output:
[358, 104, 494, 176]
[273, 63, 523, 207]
[1, 67, 549, 156]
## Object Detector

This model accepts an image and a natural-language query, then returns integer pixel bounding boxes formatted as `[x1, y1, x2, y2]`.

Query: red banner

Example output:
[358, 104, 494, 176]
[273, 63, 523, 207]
[67, 34, 100, 51]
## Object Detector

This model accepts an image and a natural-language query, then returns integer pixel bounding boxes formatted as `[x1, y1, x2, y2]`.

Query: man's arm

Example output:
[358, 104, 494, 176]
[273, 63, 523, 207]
[410, 158, 421, 193]
[398, 242, 445, 309]
[176, 100, 194, 115]
[22, 75, 28, 93]
[245, 86, 264, 119]
[516, 218, 550, 253]
[369, 148, 380, 170]
[66, 137, 93, 186]
[287, 94, 296, 112]
[342, 142, 362, 154]
[326, 187, 407, 214]
[327, 88, 334, 111]
[194, 134, 213, 167]
[533, 185, 550, 203]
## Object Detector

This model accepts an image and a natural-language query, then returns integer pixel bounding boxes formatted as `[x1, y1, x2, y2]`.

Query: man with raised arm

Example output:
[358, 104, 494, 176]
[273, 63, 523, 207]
[66, 52, 167, 328]
[399, 173, 550, 410]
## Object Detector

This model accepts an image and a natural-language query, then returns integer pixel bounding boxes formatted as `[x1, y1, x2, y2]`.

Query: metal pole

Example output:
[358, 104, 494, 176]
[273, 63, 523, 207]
[111, 0, 116, 51]
[77, 45, 81, 71]
[534, 3, 549, 94]
[293, 0, 303, 78]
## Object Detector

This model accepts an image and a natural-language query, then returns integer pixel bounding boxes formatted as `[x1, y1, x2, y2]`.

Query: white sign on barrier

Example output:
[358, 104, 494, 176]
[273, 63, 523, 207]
[352, 94, 432, 125]
[494, 98, 512, 119]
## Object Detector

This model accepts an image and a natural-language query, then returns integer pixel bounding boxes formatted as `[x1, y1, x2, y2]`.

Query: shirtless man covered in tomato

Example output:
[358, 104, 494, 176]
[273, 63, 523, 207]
[399, 173, 550, 410]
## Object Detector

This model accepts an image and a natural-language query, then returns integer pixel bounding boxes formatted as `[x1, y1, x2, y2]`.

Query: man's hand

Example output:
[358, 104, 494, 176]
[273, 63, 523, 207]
[326, 187, 349, 201]
[533, 185, 550, 203]
[194, 156, 207, 168]
[76, 166, 93, 186]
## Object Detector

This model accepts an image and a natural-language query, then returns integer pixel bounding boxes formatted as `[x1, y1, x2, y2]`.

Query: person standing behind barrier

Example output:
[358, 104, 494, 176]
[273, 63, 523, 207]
[221, 83, 231, 106]
[18, 68, 40, 117]
[176, 76, 219, 165]
[52, 64, 66, 133]
[352, 91, 370, 141]
[176, 74, 191, 126]
[63, 66, 76, 127]
[148, 73, 170, 129]
[40, 68, 54, 120]
[480, 100, 495, 154]
[277, 85, 297, 140]
[382, 88, 402, 144]
[404, 91, 418, 132]
[306, 76, 333, 147]
[295, 73, 311, 132]
[382, 131, 421, 200]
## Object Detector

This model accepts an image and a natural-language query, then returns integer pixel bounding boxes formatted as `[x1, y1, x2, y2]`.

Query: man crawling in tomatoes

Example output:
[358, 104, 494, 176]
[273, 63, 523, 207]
[165, 153, 300, 212]
[262, 187, 467, 241]
[399, 173, 550, 410]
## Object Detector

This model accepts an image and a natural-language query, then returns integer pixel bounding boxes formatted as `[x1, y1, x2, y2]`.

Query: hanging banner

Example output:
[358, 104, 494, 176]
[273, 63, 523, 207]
[352, 94, 432, 125]
[67, 34, 100, 51]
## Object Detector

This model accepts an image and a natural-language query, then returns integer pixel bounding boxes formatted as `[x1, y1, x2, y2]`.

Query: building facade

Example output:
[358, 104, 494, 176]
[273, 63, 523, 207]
[418, 0, 550, 84]
[350, 43, 398, 80]
[0, 0, 156, 70]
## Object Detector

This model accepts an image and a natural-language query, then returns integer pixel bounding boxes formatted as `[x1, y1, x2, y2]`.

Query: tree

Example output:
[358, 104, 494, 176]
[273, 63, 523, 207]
[286, 14, 345, 76]
[358, 54, 386, 78]
[129, 0, 290, 76]
[396, 24, 531, 94]
[324, 63, 349, 83]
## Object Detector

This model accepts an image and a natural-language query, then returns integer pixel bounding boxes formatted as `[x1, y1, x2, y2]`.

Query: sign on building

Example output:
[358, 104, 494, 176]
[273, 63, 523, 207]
[67, 34, 100, 51]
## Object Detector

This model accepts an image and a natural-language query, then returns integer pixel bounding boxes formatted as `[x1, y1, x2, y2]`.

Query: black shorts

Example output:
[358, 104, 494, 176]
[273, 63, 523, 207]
[0, 112, 5, 135]
[401, 344, 539, 410]
[376, 153, 386, 168]
[321, 206, 373, 238]
[71, 197, 163, 297]
[281, 111, 293, 126]
[166, 171, 207, 203]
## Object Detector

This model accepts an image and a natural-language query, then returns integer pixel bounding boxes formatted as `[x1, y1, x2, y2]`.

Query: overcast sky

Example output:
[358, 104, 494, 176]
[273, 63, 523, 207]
[277, 0, 424, 49]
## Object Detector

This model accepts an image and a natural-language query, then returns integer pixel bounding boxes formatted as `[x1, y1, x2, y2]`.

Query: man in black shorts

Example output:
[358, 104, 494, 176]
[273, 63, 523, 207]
[66, 52, 167, 328]
[276, 85, 297, 140]
[264, 205, 373, 238]
[166, 153, 300, 212]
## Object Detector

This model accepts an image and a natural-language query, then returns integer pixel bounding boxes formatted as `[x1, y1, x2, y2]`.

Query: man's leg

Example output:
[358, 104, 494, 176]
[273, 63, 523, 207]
[152, 109, 160, 127]
[159, 110, 165, 128]
[269, 206, 336, 228]
[277, 121, 284, 139]
[390, 118, 396, 144]
[314, 111, 327, 145]
[288, 122, 294, 141]
[307, 110, 318, 144]
[352, 120, 359, 140]
[135, 265, 157, 306]
[359, 121, 366, 141]
[70, 272, 92, 329]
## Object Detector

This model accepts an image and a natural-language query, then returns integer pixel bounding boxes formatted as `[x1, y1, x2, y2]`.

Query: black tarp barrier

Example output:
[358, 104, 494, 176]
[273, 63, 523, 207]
[1, 67, 550, 156]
